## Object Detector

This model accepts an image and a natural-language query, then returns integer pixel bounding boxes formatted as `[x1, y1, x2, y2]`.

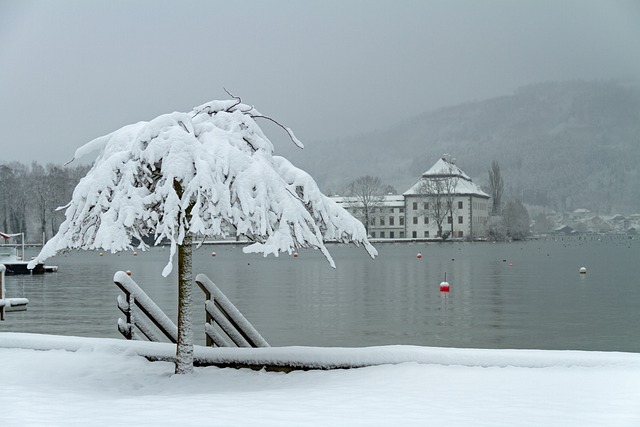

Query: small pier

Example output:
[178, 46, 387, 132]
[0, 264, 29, 320]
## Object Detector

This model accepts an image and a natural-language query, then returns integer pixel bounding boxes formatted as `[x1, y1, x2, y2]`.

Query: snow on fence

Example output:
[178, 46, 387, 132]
[195, 273, 269, 348]
[0, 265, 25, 320]
[114, 271, 178, 343]
[114, 271, 268, 348]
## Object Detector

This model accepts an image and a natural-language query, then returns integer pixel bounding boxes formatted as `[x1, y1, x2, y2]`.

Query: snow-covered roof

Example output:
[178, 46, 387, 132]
[403, 158, 489, 198]
[422, 157, 471, 180]
[332, 194, 404, 208]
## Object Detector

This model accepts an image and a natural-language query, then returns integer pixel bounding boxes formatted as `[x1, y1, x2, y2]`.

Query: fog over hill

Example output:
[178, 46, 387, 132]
[283, 80, 640, 215]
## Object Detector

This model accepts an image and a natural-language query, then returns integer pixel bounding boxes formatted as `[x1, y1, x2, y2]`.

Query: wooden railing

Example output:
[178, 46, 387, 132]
[114, 271, 268, 348]
[114, 271, 178, 343]
[196, 273, 269, 348]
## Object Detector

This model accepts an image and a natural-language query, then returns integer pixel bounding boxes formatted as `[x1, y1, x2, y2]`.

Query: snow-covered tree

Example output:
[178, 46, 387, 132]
[29, 97, 377, 374]
[503, 198, 530, 240]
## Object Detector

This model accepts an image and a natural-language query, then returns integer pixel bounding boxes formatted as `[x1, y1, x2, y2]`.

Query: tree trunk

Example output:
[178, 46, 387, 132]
[175, 234, 194, 374]
[174, 178, 194, 374]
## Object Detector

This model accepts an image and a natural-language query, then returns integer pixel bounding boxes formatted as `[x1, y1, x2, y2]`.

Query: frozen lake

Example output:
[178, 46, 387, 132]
[2, 237, 639, 352]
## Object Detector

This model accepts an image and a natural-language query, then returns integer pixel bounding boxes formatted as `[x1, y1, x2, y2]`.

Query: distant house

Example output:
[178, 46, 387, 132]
[403, 156, 490, 239]
[333, 155, 490, 240]
[333, 194, 406, 239]
[554, 225, 574, 235]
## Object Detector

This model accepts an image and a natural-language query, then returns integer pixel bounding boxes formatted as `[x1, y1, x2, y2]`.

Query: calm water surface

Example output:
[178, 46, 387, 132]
[2, 238, 639, 352]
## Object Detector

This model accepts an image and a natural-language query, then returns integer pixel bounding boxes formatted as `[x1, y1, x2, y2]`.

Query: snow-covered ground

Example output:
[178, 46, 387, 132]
[1, 333, 639, 426]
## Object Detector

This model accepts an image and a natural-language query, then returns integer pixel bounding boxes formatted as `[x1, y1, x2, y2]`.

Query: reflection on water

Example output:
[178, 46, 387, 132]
[2, 238, 639, 352]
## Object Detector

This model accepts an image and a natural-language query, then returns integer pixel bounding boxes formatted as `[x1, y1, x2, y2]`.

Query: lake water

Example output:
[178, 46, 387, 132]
[2, 237, 639, 353]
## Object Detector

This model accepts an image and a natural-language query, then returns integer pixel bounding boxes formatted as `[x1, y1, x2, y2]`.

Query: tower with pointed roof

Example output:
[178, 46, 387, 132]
[403, 155, 490, 239]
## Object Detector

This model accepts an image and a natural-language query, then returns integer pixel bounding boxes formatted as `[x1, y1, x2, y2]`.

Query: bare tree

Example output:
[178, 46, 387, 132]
[416, 161, 459, 239]
[488, 160, 504, 216]
[1, 162, 29, 236]
[347, 176, 385, 236]
[30, 162, 49, 240]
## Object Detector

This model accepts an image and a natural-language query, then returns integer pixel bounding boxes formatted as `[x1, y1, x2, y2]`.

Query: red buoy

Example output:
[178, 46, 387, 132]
[294, 252, 299, 258]
[440, 273, 450, 292]
[417, 253, 422, 259]
[211, 252, 216, 257]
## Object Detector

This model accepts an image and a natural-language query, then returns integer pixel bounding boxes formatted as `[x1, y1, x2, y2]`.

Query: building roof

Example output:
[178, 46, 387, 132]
[403, 157, 489, 198]
[332, 194, 404, 208]
[422, 157, 472, 181]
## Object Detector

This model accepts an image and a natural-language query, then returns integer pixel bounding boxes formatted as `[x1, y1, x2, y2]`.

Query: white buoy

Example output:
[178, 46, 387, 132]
[579, 267, 587, 274]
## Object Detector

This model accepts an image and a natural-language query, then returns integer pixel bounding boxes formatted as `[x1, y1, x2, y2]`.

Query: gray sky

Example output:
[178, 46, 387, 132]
[1, 0, 639, 165]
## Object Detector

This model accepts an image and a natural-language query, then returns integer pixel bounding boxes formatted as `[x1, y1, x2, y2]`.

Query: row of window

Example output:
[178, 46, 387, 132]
[371, 207, 405, 214]
[370, 230, 465, 239]
[371, 215, 465, 226]
[411, 201, 464, 210]
[412, 216, 463, 224]
[370, 216, 405, 226]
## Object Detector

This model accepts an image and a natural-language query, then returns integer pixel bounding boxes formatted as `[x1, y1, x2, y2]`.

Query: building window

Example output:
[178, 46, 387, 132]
[424, 231, 429, 237]
[412, 202, 418, 210]
[399, 217, 404, 226]
[370, 218, 375, 226]
[400, 231, 404, 238]
[458, 231, 464, 238]
[412, 231, 417, 238]
[448, 217, 453, 224]
[423, 202, 428, 210]
[380, 217, 385, 226]
[458, 216, 463, 224]
[399, 208, 404, 213]
[413, 217, 418, 225]
[389, 216, 394, 226]
[371, 232, 376, 238]
[424, 216, 429, 224]
[458, 201, 463, 209]
[390, 231, 395, 238]
[380, 231, 385, 238]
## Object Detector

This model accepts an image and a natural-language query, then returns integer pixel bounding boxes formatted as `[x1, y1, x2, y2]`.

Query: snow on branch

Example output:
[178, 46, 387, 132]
[29, 98, 375, 275]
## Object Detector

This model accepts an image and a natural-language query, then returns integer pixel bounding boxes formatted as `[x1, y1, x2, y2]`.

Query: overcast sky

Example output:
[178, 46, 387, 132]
[1, 0, 639, 165]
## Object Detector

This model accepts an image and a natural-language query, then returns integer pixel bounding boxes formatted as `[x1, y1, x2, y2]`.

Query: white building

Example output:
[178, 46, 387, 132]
[403, 156, 489, 239]
[332, 194, 406, 239]
[333, 156, 490, 240]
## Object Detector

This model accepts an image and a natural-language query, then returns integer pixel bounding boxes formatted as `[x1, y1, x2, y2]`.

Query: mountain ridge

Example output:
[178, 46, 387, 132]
[285, 80, 640, 214]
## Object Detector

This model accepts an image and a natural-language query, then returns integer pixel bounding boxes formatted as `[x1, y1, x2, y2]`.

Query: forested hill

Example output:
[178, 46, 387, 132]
[287, 80, 640, 214]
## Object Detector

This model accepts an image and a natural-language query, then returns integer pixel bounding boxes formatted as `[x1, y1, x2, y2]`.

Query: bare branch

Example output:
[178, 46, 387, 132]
[250, 114, 304, 149]
[243, 137, 257, 152]
[178, 121, 190, 134]
[223, 88, 243, 112]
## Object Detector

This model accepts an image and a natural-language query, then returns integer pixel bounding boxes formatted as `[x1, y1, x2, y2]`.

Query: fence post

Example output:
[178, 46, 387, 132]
[196, 282, 214, 347]
[0, 264, 5, 321]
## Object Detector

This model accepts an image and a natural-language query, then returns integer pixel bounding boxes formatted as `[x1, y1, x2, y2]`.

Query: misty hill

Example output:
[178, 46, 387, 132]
[285, 80, 640, 215]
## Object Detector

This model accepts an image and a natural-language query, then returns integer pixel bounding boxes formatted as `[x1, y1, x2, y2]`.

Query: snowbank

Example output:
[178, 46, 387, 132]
[1, 333, 639, 426]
